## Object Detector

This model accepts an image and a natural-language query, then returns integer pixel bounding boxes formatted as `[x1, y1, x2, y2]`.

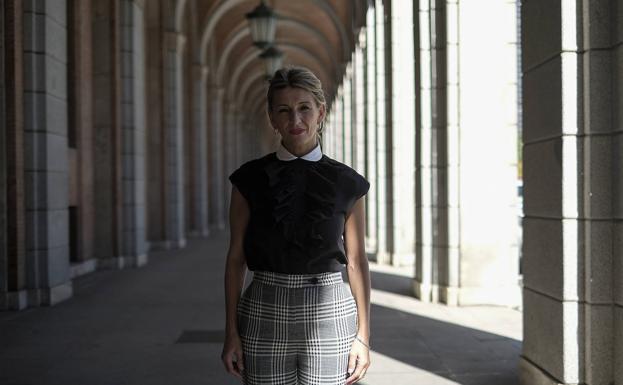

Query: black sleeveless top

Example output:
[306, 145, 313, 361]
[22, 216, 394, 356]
[228, 152, 370, 274]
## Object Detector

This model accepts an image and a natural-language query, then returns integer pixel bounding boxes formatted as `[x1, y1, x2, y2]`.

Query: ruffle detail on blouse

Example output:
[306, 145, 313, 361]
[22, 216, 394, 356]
[263, 157, 340, 254]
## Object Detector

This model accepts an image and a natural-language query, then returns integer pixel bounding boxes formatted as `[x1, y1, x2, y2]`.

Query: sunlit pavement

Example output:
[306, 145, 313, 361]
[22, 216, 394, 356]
[0, 232, 521, 385]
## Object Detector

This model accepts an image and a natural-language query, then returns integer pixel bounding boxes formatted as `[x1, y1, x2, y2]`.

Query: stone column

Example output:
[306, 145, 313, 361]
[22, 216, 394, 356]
[324, 104, 333, 156]
[352, 40, 368, 249]
[234, 111, 244, 167]
[413, 0, 520, 306]
[23, 0, 72, 306]
[334, 88, 344, 162]
[1, 0, 28, 310]
[384, 0, 416, 266]
[208, 85, 225, 230]
[67, 0, 95, 276]
[414, 0, 434, 302]
[374, 0, 389, 264]
[222, 102, 237, 213]
[236, 116, 248, 165]
[92, 0, 123, 265]
[117, 0, 147, 266]
[451, 0, 520, 305]
[343, 68, 353, 165]
[163, 31, 186, 248]
[0, 0, 7, 308]
[520, 1, 623, 384]
[364, 5, 379, 256]
[190, 64, 209, 237]
[354, 48, 365, 175]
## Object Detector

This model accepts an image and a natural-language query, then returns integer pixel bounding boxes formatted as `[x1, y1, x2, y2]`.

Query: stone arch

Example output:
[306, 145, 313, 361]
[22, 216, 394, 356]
[216, 17, 339, 83]
[198, 0, 350, 65]
[226, 42, 331, 109]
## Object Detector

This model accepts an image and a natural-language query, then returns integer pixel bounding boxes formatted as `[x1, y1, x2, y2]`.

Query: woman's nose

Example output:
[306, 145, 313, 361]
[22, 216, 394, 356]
[291, 111, 302, 124]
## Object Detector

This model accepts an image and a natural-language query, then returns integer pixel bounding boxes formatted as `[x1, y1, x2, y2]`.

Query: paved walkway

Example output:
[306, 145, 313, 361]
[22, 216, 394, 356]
[0, 232, 522, 385]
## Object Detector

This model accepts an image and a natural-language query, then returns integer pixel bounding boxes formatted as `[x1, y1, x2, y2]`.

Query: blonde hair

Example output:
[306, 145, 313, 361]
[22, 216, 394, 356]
[267, 66, 326, 137]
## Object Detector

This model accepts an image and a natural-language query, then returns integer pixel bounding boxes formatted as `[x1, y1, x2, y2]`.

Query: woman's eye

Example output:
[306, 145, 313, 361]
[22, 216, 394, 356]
[300, 106, 310, 111]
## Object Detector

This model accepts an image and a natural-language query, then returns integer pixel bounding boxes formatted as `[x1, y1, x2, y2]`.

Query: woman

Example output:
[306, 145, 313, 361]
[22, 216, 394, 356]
[221, 66, 371, 385]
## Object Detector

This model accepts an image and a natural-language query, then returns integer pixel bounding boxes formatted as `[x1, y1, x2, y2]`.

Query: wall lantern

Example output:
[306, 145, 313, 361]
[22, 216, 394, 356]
[260, 45, 284, 78]
[245, 1, 277, 49]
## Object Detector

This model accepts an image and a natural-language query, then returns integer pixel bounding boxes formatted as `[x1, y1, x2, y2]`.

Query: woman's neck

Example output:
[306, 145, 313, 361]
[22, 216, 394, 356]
[282, 140, 318, 158]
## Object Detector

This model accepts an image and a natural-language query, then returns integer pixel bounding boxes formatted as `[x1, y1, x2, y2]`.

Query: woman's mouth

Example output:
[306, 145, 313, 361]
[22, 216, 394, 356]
[289, 128, 305, 135]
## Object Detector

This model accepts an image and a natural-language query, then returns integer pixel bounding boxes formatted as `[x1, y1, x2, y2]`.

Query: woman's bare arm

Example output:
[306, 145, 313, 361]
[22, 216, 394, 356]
[221, 186, 249, 379]
[344, 197, 371, 384]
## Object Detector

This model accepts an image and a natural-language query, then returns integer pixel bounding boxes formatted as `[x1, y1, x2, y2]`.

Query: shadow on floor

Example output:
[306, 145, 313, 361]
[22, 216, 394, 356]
[369, 269, 414, 296]
[362, 269, 522, 385]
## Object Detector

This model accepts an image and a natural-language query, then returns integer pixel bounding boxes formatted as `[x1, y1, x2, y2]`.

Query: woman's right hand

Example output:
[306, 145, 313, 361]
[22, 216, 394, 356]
[221, 332, 245, 380]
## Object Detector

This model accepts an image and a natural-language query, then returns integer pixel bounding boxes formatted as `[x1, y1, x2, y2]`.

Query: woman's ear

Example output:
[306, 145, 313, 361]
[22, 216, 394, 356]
[317, 104, 326, 125]
[267, 110, 276, 129]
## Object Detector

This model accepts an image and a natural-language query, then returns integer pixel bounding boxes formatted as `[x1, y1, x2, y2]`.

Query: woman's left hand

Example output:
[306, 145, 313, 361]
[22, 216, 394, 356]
[345, 337, 370, 384]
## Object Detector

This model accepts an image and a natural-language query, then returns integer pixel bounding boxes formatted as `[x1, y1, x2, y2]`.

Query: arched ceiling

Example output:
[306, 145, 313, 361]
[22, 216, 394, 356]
[189, 0, 367, 123]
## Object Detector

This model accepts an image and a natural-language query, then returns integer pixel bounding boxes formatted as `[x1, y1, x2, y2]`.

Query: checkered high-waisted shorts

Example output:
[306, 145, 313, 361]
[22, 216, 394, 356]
[237, 270, 358, 385]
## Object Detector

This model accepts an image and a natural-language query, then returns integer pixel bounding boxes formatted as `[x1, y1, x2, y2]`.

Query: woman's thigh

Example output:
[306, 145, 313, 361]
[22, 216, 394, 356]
[297, 283, 358, 385]
[237, 281, 298, 385]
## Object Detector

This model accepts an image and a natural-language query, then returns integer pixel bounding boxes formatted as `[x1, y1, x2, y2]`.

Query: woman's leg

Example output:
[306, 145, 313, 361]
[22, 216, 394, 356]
[298, 281, 358, 385]
[237, 280, 298, 385]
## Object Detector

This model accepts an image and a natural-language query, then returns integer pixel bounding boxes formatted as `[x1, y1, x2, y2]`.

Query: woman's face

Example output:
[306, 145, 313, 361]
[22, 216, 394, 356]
[269, 86, 325, 152]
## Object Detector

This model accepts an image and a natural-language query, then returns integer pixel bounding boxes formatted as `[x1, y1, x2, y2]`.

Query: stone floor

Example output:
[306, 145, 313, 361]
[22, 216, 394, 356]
[0, 231, 522, 385]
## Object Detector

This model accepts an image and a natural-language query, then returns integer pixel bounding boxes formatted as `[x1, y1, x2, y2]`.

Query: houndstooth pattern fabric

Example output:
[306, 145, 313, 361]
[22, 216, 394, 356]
[237, 271, 358, 385]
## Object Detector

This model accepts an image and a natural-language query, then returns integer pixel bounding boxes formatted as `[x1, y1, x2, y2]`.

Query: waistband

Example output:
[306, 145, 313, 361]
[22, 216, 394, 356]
[252, 271, 344, 288]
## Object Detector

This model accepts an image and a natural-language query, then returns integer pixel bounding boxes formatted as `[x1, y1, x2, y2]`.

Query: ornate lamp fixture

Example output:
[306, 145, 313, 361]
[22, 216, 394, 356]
[245, 1, 277, 49]
[259, 45, 283, 78]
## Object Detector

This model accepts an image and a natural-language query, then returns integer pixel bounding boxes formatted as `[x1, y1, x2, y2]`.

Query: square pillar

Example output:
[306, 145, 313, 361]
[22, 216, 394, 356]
[23, 0, 73, 306]
[384, 0, 416, 266]
[162, 31, 186, 248]
[190, 64, 209, 237]
[117, 0, 148, 265]
[1, 0, 28, 310]
[520, 1, 622, 384]
[208, 84, 225, 230]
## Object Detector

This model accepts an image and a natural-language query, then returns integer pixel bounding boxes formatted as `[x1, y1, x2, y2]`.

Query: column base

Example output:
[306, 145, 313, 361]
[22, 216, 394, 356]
[374, 251, 415, 266]
[439, 284, 521, 307]
[70, 258, 98, 278]
[391, 252, 415, 266]
[2, 283, 73, 310]
[149, 240, 172, 251]
[98, 254, 148, 269]
[519, 356, 563, 385]
[188, 228, 210, 238]
[0, 290, 28, 310]
[375, 250, 392, 265]
[171, 238, 186, 249]
[149, 238, 186, 250]
[412, 280, 434, 303]
[27, 282, 73, 307]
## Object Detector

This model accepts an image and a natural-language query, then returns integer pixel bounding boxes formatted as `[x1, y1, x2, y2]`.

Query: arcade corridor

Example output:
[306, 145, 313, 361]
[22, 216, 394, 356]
[1, 1, 622, 384]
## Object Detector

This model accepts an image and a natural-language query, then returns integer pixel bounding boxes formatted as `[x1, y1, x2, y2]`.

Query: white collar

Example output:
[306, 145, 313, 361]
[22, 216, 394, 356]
[276, 142, 322, 162]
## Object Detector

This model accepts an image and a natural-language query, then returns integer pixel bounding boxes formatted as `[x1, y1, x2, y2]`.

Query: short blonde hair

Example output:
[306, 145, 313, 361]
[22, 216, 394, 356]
[267, 66, 326, 136]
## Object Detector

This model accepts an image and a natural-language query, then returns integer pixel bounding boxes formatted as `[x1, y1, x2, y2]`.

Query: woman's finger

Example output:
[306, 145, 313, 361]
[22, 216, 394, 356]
[346, 355, 369, 384]
[235, 350, 245, 374]
[347, 352, 358, 377]
[222, 351, 243, 379]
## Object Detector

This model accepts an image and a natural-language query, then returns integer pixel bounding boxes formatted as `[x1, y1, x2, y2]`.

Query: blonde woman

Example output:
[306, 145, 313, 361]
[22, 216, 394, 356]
[221, 66, 371, 385]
